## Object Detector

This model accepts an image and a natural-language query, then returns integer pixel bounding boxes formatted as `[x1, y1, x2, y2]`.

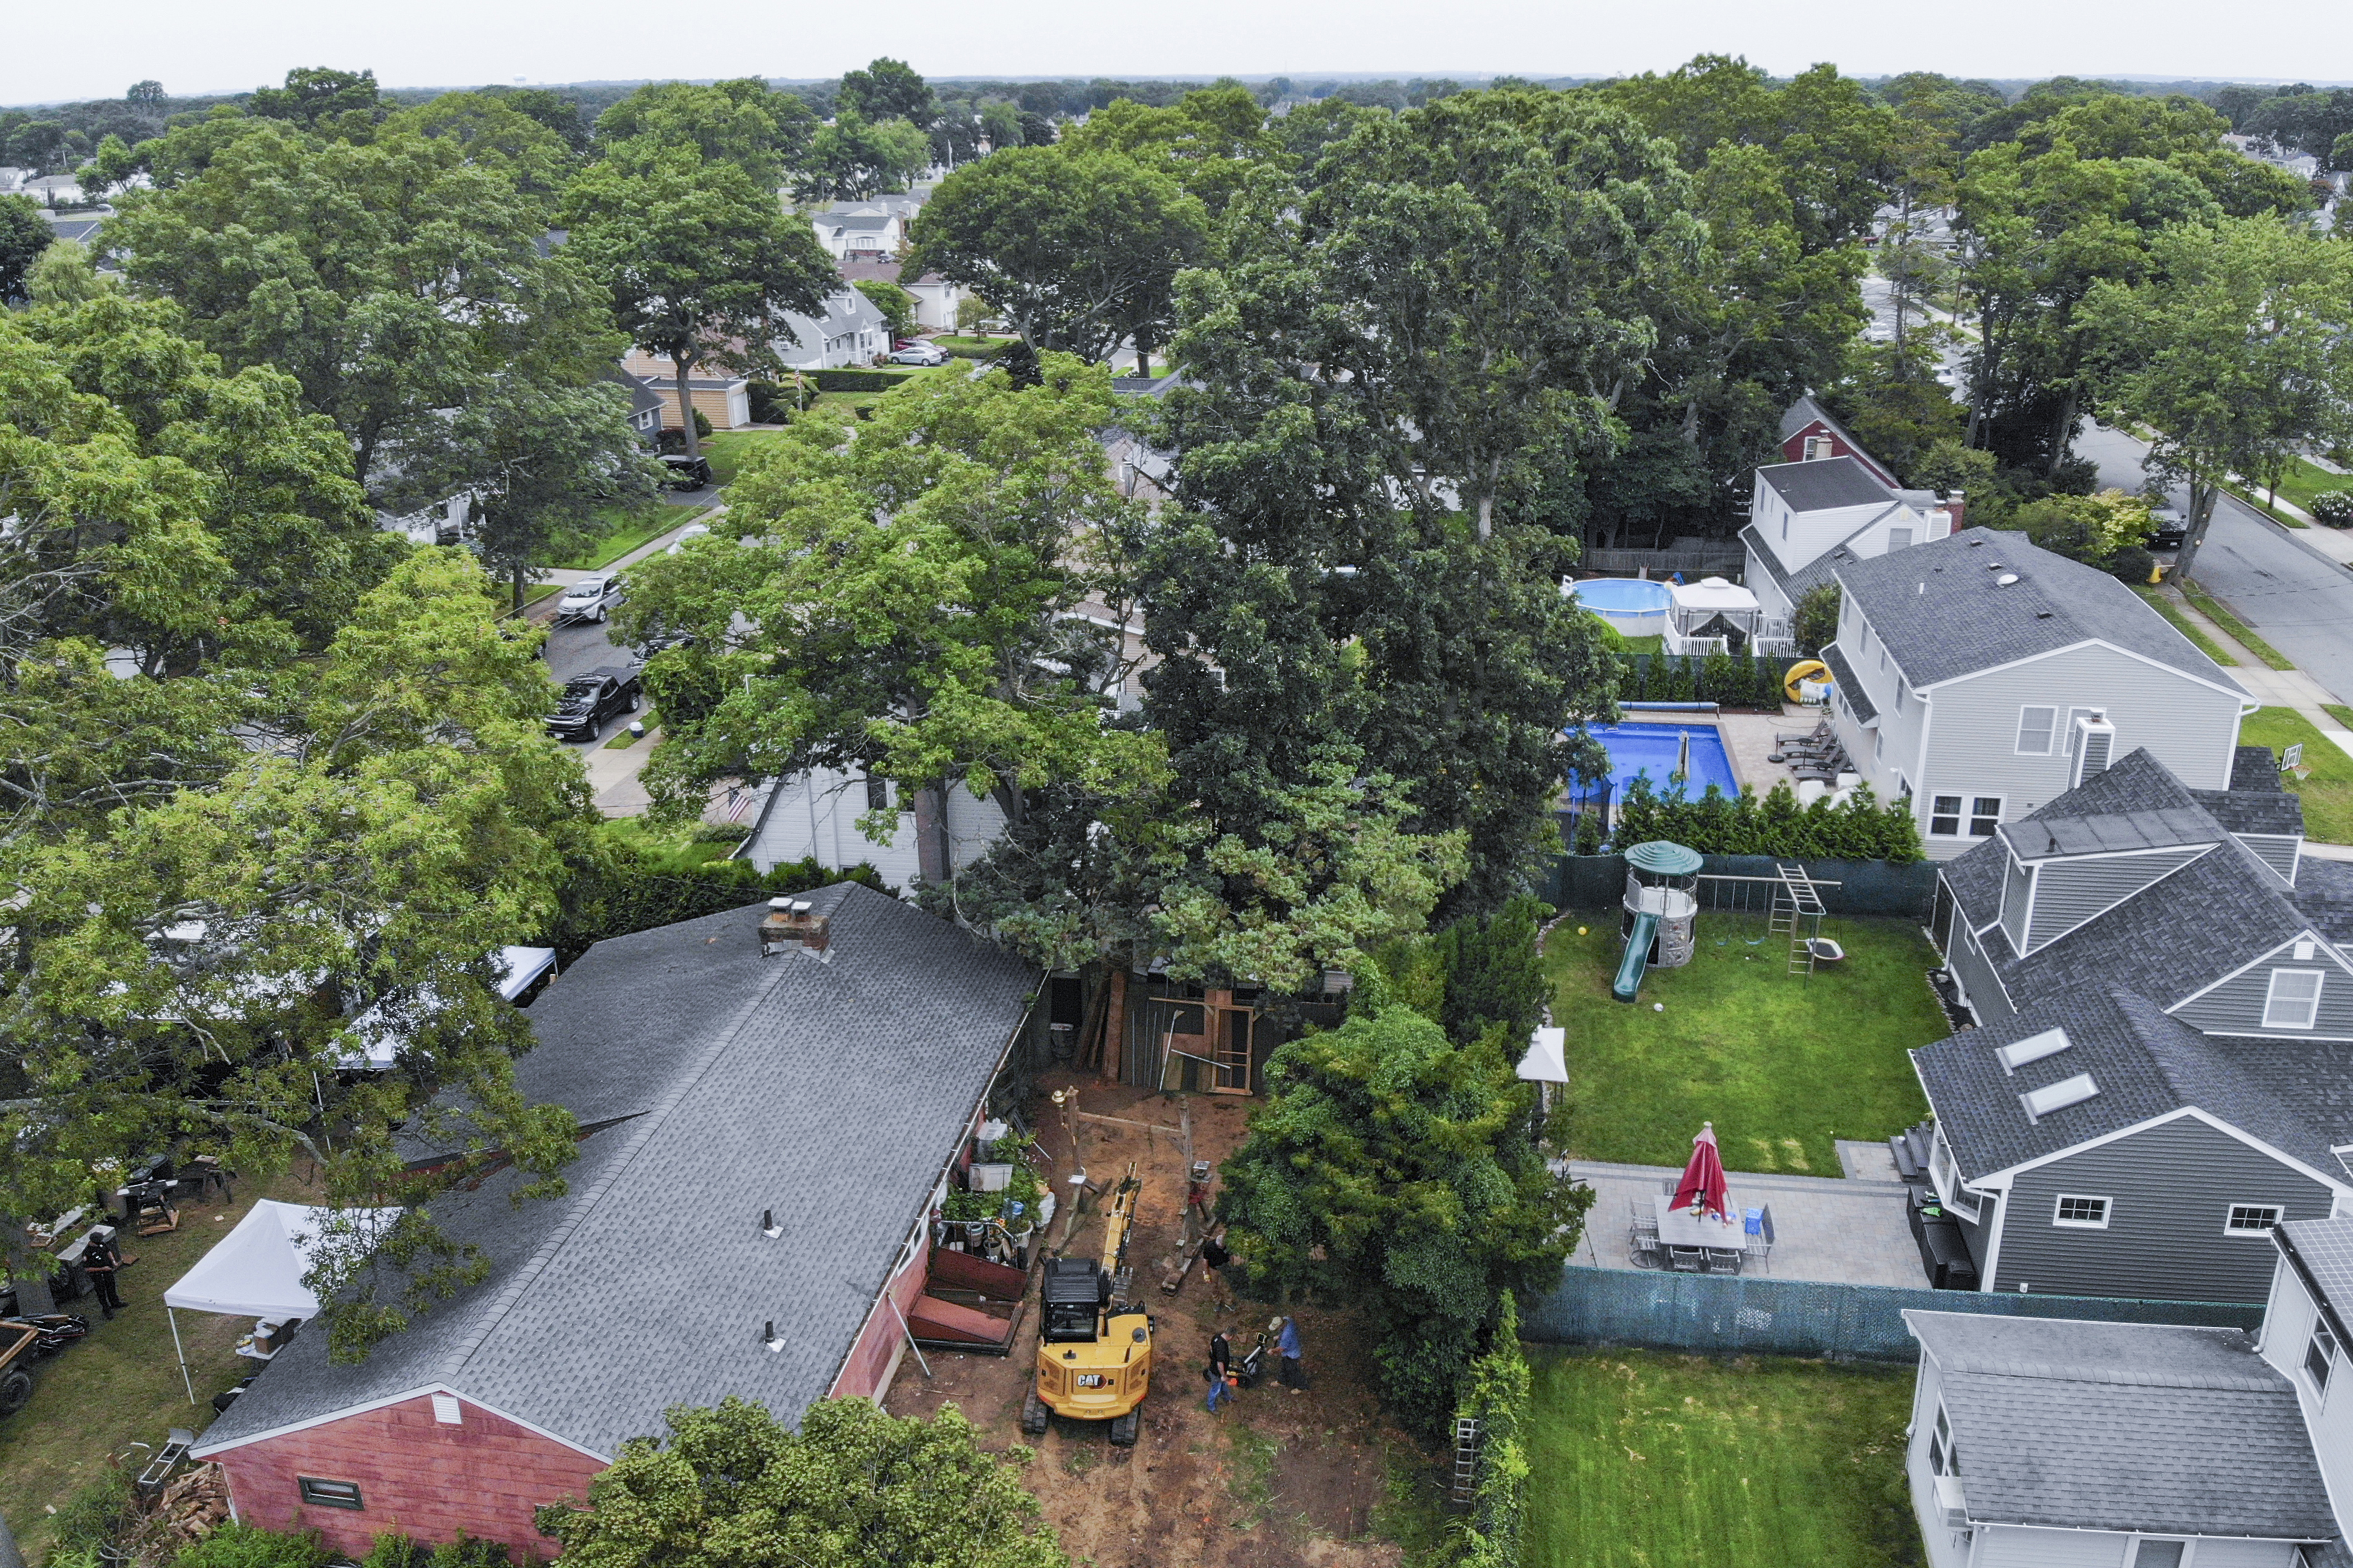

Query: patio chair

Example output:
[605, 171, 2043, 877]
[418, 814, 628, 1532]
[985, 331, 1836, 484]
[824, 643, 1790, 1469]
[1704, 1248, 1743, 1275]
[1629, 1232, 1663, 1269]
[1667, 1246, 1705, 1272]
[1745, 1208, 1771, 1272]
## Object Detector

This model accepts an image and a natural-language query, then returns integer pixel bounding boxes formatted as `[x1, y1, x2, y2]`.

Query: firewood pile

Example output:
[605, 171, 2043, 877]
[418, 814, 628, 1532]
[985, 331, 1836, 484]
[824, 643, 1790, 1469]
[151, 1464, 230, 1546]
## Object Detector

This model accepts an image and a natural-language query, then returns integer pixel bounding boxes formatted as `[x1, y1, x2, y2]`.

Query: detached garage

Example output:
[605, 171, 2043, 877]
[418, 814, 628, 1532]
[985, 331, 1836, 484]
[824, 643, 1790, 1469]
[193, 886, 1044, 1558]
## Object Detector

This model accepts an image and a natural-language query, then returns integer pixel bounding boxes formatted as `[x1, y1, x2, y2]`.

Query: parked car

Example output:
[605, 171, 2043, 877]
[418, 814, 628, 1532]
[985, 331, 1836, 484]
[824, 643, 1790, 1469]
[887, 343, 951, 367]
[661, 454, 714, 491]
[546, 665, 643, 742]
[2147, 508, 2187, 551]
[554, 574, 625, 625]
[665, 523, 712, 555]
[634, 620, 698, 657]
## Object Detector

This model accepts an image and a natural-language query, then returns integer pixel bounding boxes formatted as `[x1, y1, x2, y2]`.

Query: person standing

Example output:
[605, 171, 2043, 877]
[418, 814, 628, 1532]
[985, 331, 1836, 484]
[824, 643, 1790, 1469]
[1199, 1226, 1232, 1312]
[83, 1228, 125, 1320]
[1275, 1314, 1306, 1394]
[1186, 1171, 1215, 1235]
[1205, 1331, 1234, 1413]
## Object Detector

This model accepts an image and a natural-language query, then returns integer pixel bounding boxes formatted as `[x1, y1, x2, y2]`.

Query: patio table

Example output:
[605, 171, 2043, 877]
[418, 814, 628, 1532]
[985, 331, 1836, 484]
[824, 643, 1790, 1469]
[1654, 1194, 1749, 1254]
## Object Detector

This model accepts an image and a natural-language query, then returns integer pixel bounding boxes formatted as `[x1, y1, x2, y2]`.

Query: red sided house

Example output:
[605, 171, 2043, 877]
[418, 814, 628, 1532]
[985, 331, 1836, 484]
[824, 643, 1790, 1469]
[192, 885, 1044, 1557]
[1779, 394, 1900, 488]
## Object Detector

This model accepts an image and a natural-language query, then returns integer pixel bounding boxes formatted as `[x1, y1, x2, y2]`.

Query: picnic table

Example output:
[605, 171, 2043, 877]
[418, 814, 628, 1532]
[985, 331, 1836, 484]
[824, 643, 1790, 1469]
[1653, 1194, 1749, 1254]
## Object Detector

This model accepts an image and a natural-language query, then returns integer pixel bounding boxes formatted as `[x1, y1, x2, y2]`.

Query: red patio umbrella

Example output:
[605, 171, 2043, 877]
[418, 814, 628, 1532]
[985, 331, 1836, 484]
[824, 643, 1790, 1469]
[1673, 1121, 1731, 1222]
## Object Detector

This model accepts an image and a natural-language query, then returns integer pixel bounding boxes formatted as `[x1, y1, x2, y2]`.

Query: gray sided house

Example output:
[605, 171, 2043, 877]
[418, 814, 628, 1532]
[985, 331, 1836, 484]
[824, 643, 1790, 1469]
[1912, 748, 2353, 1303]
[1739, 453, 1961, 630]
[1824, 527, 2253, 859]
[1901, 1310, 2337, 1568]
[2263, 1217, 2353, 1561]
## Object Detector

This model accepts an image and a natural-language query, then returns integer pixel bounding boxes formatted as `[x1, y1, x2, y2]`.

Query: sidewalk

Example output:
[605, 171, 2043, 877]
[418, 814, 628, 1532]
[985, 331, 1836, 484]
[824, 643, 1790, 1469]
[582, 728, 657, 817]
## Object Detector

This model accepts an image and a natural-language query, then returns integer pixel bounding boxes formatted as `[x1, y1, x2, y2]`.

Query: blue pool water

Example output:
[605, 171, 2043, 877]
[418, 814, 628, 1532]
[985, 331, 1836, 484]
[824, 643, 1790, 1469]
[1574, 722, 1740, 800]
[1568, 578, 1675, 614]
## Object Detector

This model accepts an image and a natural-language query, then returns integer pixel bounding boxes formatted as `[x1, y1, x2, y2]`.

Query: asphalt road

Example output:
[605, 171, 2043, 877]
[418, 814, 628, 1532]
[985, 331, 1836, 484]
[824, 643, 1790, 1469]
[540, 601, 644, 751]
[2074, 420, 2353, 700]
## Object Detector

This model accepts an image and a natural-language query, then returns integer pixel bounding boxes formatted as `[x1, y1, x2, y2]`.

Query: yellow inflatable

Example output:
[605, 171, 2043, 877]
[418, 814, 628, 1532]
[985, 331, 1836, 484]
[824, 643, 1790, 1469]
[1783, 658, 1830, 704]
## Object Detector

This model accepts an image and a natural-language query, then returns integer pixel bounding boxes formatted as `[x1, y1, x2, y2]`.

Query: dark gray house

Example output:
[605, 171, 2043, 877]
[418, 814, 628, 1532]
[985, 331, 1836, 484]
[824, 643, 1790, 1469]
[1912, 747, 2353, 1302]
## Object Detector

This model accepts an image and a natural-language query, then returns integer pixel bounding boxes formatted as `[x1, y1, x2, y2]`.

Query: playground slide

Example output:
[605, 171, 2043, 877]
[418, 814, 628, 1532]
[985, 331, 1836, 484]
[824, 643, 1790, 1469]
[1612, 912, 1660, 1003]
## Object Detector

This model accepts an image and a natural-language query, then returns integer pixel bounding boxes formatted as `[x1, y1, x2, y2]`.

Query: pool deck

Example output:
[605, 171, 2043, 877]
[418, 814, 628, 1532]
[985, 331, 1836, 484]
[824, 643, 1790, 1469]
[1608, 705, 1824, 798]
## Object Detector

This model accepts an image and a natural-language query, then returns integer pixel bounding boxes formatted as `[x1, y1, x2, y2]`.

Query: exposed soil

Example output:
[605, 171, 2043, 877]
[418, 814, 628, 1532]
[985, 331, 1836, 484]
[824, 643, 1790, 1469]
[888, 1074, 1417, 1568]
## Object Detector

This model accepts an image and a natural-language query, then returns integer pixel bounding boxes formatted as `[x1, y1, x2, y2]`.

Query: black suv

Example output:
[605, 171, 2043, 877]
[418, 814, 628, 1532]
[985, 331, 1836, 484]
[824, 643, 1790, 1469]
[661, 454, 714, 491]
[546, 665, 643, 742]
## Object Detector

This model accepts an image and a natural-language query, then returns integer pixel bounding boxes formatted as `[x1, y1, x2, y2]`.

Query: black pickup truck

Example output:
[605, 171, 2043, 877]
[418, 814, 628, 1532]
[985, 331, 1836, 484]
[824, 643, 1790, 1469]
[546, 665, 643, 743]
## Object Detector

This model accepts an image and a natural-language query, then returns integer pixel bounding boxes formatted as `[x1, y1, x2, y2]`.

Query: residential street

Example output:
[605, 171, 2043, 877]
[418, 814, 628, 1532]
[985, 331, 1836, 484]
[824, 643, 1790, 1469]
[2074, 420, 2353, 701]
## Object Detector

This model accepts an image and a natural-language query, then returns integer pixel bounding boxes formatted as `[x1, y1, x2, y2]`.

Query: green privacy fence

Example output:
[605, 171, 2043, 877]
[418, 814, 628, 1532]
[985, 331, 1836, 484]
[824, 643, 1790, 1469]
[1540, 853, 1940, 920]
[1524, 1266, 2262, 1362]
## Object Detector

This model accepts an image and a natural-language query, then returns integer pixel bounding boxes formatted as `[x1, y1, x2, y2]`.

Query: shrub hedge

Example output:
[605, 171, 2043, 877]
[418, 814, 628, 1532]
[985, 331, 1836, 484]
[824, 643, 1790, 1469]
[1608, 774, 1925, 862]
[1622, 653, 1801, 710]
[810, 368, 921, 392]
[546, 848, 887, 964]
[1452, 1296, 1532, 1568]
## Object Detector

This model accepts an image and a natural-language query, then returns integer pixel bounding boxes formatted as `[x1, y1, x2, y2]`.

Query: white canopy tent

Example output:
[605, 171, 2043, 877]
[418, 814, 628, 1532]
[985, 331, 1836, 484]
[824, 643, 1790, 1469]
[162, 1201, 395, 1402]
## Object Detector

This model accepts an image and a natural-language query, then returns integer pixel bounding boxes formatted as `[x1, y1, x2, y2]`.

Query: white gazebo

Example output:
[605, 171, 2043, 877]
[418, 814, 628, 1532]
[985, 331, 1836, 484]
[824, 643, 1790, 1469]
[1664, 577, 1782, 655]
[162, 1201, 394, 1402]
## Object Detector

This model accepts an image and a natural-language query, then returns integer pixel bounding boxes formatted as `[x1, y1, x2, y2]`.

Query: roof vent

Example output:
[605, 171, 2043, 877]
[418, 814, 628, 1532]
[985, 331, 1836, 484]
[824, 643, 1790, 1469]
[763, 1320, 786, 1353]
[1996, 1027, 2071, 1074]
[2020, 1073, 2100, 1123]
[1996, 573, 2020, 587]
[2035, 610, 2054, 619]
[1968, 538, 1985, 547]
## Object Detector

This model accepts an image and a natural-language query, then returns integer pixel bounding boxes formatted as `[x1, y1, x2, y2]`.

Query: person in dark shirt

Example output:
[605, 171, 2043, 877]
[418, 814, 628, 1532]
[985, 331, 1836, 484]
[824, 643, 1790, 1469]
[1205, 1330, 1234, 1413]
[1199, 1226, 1232, 1312]
[83, 1229, 125, 1319]
[1276, 1315, 1307, 1393]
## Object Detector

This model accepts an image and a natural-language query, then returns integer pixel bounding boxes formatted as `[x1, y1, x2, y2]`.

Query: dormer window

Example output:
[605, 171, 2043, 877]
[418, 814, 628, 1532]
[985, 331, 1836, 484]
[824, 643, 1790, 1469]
[2264, 970, 2325, 1030]
[2020, 1074, 2099, 1122]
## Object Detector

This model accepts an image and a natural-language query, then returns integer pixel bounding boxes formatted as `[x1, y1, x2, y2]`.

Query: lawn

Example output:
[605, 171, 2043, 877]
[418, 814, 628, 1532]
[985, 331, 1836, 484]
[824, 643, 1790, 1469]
[2249, 453, 2350, 520]
[549, 498, 710, 572]
[2132, 587, 2240, 668]
[700, 428, 791, 488]
[1524, 1348, 1922, 1568]
[1544, 912, 1943, 1175]
[2242, 707, 2353, 845]
[0, 1178, 313, 1562]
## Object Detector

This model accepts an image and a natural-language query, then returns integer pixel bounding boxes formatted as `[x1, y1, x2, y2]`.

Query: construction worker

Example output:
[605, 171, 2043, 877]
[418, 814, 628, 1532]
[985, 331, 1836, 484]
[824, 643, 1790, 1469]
[1200, 1226, 1233, 1312]
[1275, 1315, 1306, 1394]
[1205, 1330, 1234, 1413]
[84, 1228, 126, 1319]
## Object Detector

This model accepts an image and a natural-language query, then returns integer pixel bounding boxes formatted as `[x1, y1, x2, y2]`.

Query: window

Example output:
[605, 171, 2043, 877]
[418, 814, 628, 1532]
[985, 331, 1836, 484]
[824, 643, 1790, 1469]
[2307, 1317, 2338, 1391]
[2265, 969, 2325, 1030]
[1969, 797, 2002, 837]
[2224, 1204, 2284, 1236]
[1997, 1027, 2072, 1073]
[2020, 1073, 2100, 1121]
[1873, 730, 1884, 761]
[2129, 1543, 2186, 1568]
[864, 773, 891, 812]
[298, 1477, 364, 1511]
[1804, 435, 1834, 461]
[2053, 1195, 2111, 1228]
[1927, 1403, 1959, 1475]
[2015, 706, 2058, 755]
[1930, 795, 1963, 837]
[1888, 527, 1914, 552]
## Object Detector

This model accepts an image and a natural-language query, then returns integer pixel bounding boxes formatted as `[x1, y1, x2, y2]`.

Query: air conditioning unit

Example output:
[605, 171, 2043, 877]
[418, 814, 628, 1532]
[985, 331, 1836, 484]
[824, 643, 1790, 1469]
[1934, 1472, 1968, 1530]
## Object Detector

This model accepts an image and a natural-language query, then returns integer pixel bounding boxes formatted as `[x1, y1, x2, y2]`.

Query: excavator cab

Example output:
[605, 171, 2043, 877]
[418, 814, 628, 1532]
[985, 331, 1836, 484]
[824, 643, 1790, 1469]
[1022, 1164, 1153, 1445]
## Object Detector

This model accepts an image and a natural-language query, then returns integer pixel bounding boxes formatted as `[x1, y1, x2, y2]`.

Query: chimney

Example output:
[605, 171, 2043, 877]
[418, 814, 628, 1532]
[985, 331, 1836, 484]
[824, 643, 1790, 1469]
[758, 898, 832, 958]
[2070, 712, 2116, 788]
[1942, 490, 1966, 534]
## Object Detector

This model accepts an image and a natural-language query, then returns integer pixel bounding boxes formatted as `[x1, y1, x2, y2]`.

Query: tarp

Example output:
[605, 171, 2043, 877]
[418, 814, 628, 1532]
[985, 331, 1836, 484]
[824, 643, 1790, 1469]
[164, 1200, 347, 1319]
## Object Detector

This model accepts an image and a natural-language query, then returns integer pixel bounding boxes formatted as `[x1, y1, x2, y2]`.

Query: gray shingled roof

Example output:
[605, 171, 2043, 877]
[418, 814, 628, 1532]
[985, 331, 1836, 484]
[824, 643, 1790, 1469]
[1818, 642, 1875, 723]
[1942, 751, 2309, 1012]
[1834, 527, 2249, 693]
[1997, 807, 2217, 861]
[1903, 1310, 2337, 1539]
[2278, 1216, 2353, 1351]
[2293, 859, 2353, 945]
[1913, 985, 2338, 1181]
[2193, 787, 2305, 838]
[1757, 456, 1894, 512]
[200, 886, 1038, 1460]
[2233, 745, 2290, 794]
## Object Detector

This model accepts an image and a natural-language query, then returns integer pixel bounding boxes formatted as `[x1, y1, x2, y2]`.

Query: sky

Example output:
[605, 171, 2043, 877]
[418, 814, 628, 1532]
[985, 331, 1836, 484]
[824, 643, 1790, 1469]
[6, 0, 2350, 105]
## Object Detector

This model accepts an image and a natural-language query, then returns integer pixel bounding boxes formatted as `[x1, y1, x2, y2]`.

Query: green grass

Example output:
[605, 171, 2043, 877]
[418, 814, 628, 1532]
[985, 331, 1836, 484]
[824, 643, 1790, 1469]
[2177, 580, 2296, 671]
[2242, 707, 2353, 845]
[549, 500, 711, 572]
[1525, 1348, 1922, 1568]
[2133, 587, 2242, 667]
[699, 428, 791, 488]
[1616, 635, 1664, 656]
[0, 1182, 307, 1562]
[2222, 478, 2309, 527]
[2324, 704, 2353, 731]
[1544, 913, 1943, 1175]
[2252, 454, 2351, 520]
[596, 816, 733, 871]
[602, 718, 650, 749]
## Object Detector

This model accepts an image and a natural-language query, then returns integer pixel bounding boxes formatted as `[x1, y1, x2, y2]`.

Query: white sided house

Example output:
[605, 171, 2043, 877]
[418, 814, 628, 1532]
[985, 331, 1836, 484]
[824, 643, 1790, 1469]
[1820, 527, 2253, 859]
[773, 287, 891, 372]
[737, 770, 1009, 894]
[1740, 454, 1962, 629]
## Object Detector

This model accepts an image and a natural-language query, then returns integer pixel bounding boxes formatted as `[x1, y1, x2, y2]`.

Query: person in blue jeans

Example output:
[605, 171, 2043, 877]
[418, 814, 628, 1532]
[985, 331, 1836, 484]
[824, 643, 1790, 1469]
[1205, 1331, 1234, 1412]
[1276, 1315, 1306, 1393]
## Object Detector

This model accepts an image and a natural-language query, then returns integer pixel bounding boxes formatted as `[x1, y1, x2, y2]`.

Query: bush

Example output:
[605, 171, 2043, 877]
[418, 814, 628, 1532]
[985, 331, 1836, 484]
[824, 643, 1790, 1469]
[2310, 489, 2353, 527]
[1793, 583, 1840, 658]
[1453, 1296, 1532, 1568]
[2108, 545, 2157, 585]
[48, 1471, 133, 1564]
[810, 368, 920, 392]
[172, 1524, 327, 1568]
[547, 845, 889, 964]
[1609, 774, 1924, 862]
[746, 380, 806, 424]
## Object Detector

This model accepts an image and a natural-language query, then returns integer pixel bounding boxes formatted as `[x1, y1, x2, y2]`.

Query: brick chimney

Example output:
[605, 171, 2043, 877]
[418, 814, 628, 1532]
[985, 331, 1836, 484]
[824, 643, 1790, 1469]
[758, 898, 831, 958]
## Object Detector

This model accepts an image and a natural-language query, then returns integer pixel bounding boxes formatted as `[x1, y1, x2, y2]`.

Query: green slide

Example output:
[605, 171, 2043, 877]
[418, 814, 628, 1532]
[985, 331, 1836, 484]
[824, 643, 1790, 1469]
[1612, 912, 1658, 1004]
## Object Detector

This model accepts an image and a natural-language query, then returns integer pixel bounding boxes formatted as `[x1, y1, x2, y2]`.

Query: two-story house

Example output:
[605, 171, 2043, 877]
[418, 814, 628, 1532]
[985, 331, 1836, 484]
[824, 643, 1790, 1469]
[1907, 745, 2353, 1303]
[810, 207, 908, 260]
[1740, 453, 1961, 628]
[774, 287, 891, 371]
[1778, 394, 1900, 485]
[1822, 527, 2254, 858]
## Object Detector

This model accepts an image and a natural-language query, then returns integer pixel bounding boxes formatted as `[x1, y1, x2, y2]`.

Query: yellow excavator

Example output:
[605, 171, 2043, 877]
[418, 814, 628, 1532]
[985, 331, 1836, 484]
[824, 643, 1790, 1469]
[1022, 1161, 1153, 1445]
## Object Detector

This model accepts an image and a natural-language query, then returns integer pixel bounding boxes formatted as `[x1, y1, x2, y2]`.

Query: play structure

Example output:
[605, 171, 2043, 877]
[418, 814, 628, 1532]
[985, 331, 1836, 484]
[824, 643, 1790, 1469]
[1613, 840, 1702, 1003]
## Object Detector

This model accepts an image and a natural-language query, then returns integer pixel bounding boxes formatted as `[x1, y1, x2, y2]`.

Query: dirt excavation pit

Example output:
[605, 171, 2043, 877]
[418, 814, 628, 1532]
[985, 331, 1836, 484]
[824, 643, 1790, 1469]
[887, 1074, 1414, 1568]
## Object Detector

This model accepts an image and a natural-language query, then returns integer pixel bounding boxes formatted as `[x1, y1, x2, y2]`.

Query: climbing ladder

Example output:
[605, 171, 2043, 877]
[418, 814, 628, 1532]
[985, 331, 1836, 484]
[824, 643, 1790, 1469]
[1450, 1417, 1482, 1506]
[1769, 861, 1829, 975]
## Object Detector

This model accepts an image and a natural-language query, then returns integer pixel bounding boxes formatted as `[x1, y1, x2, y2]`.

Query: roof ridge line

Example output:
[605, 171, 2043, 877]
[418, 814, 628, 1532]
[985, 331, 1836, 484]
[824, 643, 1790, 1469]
[428, 945, 800, 1390]
[1947, 1358, 2280, 1393]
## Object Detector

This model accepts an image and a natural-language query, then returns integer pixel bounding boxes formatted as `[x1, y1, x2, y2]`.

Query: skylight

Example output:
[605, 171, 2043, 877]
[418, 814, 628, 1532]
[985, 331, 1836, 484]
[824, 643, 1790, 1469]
[1997, 1027, 2071, 1074]
[2020, 1074, 2100, 1123]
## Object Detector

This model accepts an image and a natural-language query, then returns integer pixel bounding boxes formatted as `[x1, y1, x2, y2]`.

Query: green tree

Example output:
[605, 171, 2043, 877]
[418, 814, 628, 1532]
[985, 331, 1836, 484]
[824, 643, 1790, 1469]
[592, 79, 817, 189]
[383, 91, 576, 194]
[906, 147, 1208, 363]
[451, 378, 664, 612]
[1793, 582, 1841, 659]
[800, 112, 933, 200]
[853, 278, 917, 338]
[838, 58, 936, 130]
[537, 1396, 1065, 1568]
[83, 133, 143, 200]
[0, 192, 49, 305]
[246, 65, 385, 139]
[562, 145, 836, 457]
[1056, 86, 1281, 214]
[2080, 216, 2353, 581]
[1217, 1006, 1586, 1431]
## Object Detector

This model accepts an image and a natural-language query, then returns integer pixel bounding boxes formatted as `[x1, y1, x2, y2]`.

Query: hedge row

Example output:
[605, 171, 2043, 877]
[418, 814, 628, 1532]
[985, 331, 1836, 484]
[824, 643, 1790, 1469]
[1452, 1296, 1532, 1568]
[546, 850, 887, 965]
[811, 368, 923, 392]
[1591, 773, 1925, 862]
[1622, 653, 1801, 711]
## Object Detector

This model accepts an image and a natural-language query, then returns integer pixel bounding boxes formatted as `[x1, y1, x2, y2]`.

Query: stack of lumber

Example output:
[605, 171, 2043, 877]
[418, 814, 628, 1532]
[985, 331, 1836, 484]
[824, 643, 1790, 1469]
[153, 1464, 230, 1545]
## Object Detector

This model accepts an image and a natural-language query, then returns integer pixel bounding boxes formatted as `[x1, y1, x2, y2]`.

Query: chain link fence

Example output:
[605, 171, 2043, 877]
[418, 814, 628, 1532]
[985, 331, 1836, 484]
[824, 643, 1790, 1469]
[1524, 1266, 2262, 1361]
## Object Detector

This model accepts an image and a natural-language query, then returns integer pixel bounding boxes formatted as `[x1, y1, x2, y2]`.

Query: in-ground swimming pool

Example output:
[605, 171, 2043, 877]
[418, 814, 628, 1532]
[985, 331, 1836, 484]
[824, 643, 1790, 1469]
[1566, 577, 1673, 637]
[1572, 722, 1740, 801]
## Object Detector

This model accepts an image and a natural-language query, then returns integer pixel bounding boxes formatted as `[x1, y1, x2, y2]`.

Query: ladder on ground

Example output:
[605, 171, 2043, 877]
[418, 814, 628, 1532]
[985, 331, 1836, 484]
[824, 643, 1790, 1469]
[1769, 861, 1828, 975]
[1450, 1417, 1482, 1506]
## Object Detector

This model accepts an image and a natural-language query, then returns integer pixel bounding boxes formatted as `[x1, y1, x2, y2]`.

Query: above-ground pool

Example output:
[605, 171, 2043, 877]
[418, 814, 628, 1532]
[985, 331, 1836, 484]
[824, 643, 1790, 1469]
[1567, 577, 1673, 638]
[1573, 722, 1740, 801]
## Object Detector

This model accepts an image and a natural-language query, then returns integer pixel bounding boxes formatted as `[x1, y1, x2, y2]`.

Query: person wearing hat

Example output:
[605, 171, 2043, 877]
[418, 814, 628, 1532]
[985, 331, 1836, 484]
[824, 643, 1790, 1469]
[1205, 1330, 1234, 1413]
[1275, 1314, 1306, 1393]
[83, 1227, 126, 1320]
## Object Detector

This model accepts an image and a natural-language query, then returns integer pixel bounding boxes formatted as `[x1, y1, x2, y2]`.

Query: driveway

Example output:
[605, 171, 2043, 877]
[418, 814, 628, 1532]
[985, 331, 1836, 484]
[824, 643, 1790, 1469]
[2075, 422, 2353, 701]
